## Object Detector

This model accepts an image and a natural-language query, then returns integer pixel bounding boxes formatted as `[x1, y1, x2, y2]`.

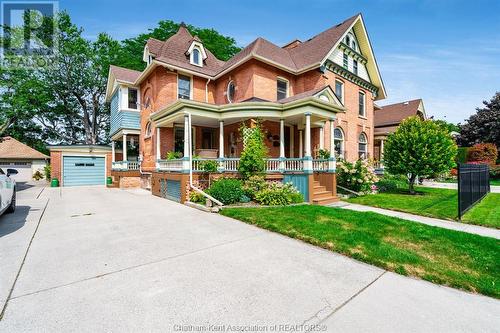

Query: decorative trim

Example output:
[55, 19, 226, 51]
[325, 60, 378, 95]
[338, 42, 367, 64]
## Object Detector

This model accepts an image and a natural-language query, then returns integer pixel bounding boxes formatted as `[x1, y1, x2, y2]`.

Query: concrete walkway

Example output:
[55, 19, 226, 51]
[329, 201, 500, 239]
[422, 180, 500, 193]
[1, 186, 499, 331]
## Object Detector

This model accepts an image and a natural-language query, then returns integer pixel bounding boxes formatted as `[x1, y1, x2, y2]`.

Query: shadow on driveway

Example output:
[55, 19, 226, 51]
[0, 206, 32, 239]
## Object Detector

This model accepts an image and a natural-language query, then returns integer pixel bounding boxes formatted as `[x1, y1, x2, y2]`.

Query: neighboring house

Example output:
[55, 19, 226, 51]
[373, 99, 427, 165]
[62, 13, 387, 204]
[0, 136, 49, 182]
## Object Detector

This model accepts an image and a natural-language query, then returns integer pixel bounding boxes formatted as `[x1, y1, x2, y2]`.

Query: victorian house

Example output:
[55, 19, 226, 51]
[105, 13, 387, 204]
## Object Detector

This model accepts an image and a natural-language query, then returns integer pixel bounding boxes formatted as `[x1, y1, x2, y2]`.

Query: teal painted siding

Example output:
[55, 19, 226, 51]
[159, 179, 181, 202]
[109, 89, 140, 136]
[283, 174, 309, 201]
[63, 156, 105, 186]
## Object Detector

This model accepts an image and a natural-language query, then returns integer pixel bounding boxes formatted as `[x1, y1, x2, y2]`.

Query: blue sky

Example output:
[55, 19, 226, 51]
[62, 0, 500, 124]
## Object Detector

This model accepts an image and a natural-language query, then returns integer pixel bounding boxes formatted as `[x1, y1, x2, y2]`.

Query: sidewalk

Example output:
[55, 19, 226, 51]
[329, 202, 500, 240]
[422, 181, 500, 193]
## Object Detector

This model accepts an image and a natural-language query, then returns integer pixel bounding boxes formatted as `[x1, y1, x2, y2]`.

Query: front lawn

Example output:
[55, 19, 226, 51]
[346, 187, 500, 229]
[221, 206, 500, 298]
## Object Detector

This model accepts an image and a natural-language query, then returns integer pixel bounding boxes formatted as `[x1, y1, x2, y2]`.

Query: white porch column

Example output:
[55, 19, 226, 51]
[304, 113, 312, 172]
[122, 134, 127, 162]
[111, 141, 115, 163]
[299, 130, 303, 158]
[290, 126, 294, 158]
[319, 123, 325, 150]
[183, 114, 190, 171]
[329, 118, 336, 172]
[380, 139, 385, 166]
[156, 127, 161, 169]
[219, 120, 225, 172]
[279, 119, 285, 171]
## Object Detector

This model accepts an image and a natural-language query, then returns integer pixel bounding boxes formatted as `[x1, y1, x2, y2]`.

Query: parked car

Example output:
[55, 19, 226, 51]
[0, 168, 17, 216]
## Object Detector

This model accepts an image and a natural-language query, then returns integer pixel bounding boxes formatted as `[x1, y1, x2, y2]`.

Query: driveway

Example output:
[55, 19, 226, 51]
[0, 185, 498, 332]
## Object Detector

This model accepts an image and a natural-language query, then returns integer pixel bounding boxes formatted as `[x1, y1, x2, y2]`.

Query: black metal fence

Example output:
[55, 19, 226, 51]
[458, 163, 490, 219]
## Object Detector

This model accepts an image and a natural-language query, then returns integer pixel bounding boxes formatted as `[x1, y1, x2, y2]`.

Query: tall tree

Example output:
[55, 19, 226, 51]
[115, 20, 241, 71]
[459, 92, 500, 148]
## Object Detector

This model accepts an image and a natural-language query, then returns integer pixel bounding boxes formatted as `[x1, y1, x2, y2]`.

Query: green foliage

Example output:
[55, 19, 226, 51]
[456, 147, 469, 164]
[337, 160, 378, 192]
[254, 182, 303, 206]
[238, 121, 268, 179]
[200, 160, 218, 173]
[318, 149, 331, 159]
[189, 191, 206, 204]
[433, 119, 460, 133]
[459, 92, 500, 149]
[165, 151, 183, 160]
[115, 20, 241, 71]
[242, 175, 267, 199]
[375, 174, 407, 193]
[207, 178, 244, 205]
[384, 117, 457, 194]
[43, 164, 51, 180]
[467, 143, 498, 165]
[489, 165, 500, 179]
[32, 170, 44, 181]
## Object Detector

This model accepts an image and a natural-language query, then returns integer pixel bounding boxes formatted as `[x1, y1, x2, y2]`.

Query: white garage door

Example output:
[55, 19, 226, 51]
[0, 162, 32, 182]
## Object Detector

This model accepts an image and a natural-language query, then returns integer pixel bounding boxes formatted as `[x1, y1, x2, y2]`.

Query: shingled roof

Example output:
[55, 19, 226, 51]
[0, 137, 48, 160]
[109, 65, 141, 83]
[374, 99, 424, 127]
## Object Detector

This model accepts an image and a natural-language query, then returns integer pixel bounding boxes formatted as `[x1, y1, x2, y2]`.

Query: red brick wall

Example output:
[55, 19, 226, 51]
[50, 151, 61, 180]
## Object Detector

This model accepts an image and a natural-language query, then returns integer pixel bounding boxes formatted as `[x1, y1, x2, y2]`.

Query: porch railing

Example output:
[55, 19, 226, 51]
[156, 157, 334, 173]
[112, 161, 140, 171]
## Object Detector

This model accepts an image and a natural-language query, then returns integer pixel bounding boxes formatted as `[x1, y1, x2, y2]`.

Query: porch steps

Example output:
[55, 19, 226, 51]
[312, 180, 339, 205]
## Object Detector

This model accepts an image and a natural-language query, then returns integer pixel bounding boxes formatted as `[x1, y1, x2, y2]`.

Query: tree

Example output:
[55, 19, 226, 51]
[115, 20, 241, 71]
[384, 117, 457, 194]
[459, 92, 500, 149]
[433, 119, 460, 134]
[238, 120, 268, 179]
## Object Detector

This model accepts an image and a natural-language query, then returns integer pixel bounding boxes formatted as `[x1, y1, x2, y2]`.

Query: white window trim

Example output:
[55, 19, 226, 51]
[226, 80, 235, 103]
[335, 80, 344, 104]
[358, 91, 366, 117]
[190, 47, 203, 67]
[358, 132, 368, 158]
[120, 86, 141, 112]
[277, 77, 289, 99]
[187, 41, 207, 67]
[144, 121, 152, 139]
[334, 128, 345, 159]
[177, 73, 193, 100]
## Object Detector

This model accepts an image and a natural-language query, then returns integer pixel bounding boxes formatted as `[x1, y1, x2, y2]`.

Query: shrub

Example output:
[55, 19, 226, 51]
[238, 121, 268, 179]
[467, 143, 498, 165]
[490, 165, 500, 179]
[200, 160, 218, 173]
[207, 178, 244, 205]
[254, 182, 303, 206]
[33, 170, 44, 181]
[166, 151, 183, 160]
[43, 164, 51, 180]
[189, 191, 206, 204]
[337, 160, 378, 193]
[318, 149, 331, 159]
[375, 174, 407, 193]
[456, 147, 469, 164]
[242, 175, 267, 199]
[384, 116, 457, 194]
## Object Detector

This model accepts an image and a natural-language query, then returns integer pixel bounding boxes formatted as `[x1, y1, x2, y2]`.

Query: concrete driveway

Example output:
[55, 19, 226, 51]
[0, 185, 498, 332]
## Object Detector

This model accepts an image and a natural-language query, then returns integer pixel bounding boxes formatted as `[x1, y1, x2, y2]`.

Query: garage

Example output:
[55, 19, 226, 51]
[0, 136, 49, 183]
[48, 145, 113, 187]
[63, 156, 106, 186]
[0, 162, 33, 182]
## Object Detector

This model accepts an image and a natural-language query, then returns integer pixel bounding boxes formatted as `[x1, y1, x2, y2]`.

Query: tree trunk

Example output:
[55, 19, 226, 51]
[408, 174, 417, 194]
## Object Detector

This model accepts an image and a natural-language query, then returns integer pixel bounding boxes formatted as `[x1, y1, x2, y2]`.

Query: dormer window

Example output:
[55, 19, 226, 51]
[191, 48, 201, 66]
[128, 88, 138, 109]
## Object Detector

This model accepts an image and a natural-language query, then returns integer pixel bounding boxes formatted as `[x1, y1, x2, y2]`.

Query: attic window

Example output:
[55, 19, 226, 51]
[191, 48, 202, 66]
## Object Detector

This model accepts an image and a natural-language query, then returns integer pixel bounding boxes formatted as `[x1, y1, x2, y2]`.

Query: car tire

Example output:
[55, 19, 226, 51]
[6, 189, 16, 214]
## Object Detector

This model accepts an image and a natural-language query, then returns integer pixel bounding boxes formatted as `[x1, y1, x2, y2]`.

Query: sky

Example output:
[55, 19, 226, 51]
[61, 0, 500, 124]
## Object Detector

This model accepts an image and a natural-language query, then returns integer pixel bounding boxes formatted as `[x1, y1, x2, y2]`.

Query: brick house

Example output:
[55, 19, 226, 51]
[105, 13, 387, 204]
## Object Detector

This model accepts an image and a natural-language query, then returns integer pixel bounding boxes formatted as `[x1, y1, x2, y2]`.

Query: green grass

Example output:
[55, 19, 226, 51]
[491, 179, 500, 186]
[221, 206, 500, 298]
[346, 187, 500, 229]
[435, 179, 500, 186]
[462, 194, 500, 229]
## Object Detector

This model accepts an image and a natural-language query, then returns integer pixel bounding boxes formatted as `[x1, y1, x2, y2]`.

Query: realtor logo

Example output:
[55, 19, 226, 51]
[0, 0, 58, 68]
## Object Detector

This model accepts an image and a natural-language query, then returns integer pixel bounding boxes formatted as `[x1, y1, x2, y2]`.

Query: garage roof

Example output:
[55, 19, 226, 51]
[0, 137, 49, 160]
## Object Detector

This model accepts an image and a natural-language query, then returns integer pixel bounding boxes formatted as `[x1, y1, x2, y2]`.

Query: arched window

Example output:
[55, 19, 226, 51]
[334, 128, 344, 158]
[227, 80, 235, 103]
[358, 132, 368, 159]
[145, 121, 152, 138]
[352, 41, 356, 51]
[345, 35, 351, 46]
[192, 48, 201, 66]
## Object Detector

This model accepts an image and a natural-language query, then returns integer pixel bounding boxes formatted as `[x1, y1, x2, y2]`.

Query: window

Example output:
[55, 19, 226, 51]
[178, 75, 191, 100]
[174, 126, 195, 154]
[227, 80, 235, 103]
[192, 48, 201, 66]
[345, 35, 351, 46]
[202, 128, 216, 149]
[352, 41, 356, 51]
[335, 80, 344, 104]
[145, 121, 152, 138]
[277, 78, 288, 100]
[343, 53, 348, 69]
[358, 132, 368, 159]
[358, 91, 366, 117]
[334, 128, 344, 158]
[128, 88, 138, 109]
[353, 60, 358, 75]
